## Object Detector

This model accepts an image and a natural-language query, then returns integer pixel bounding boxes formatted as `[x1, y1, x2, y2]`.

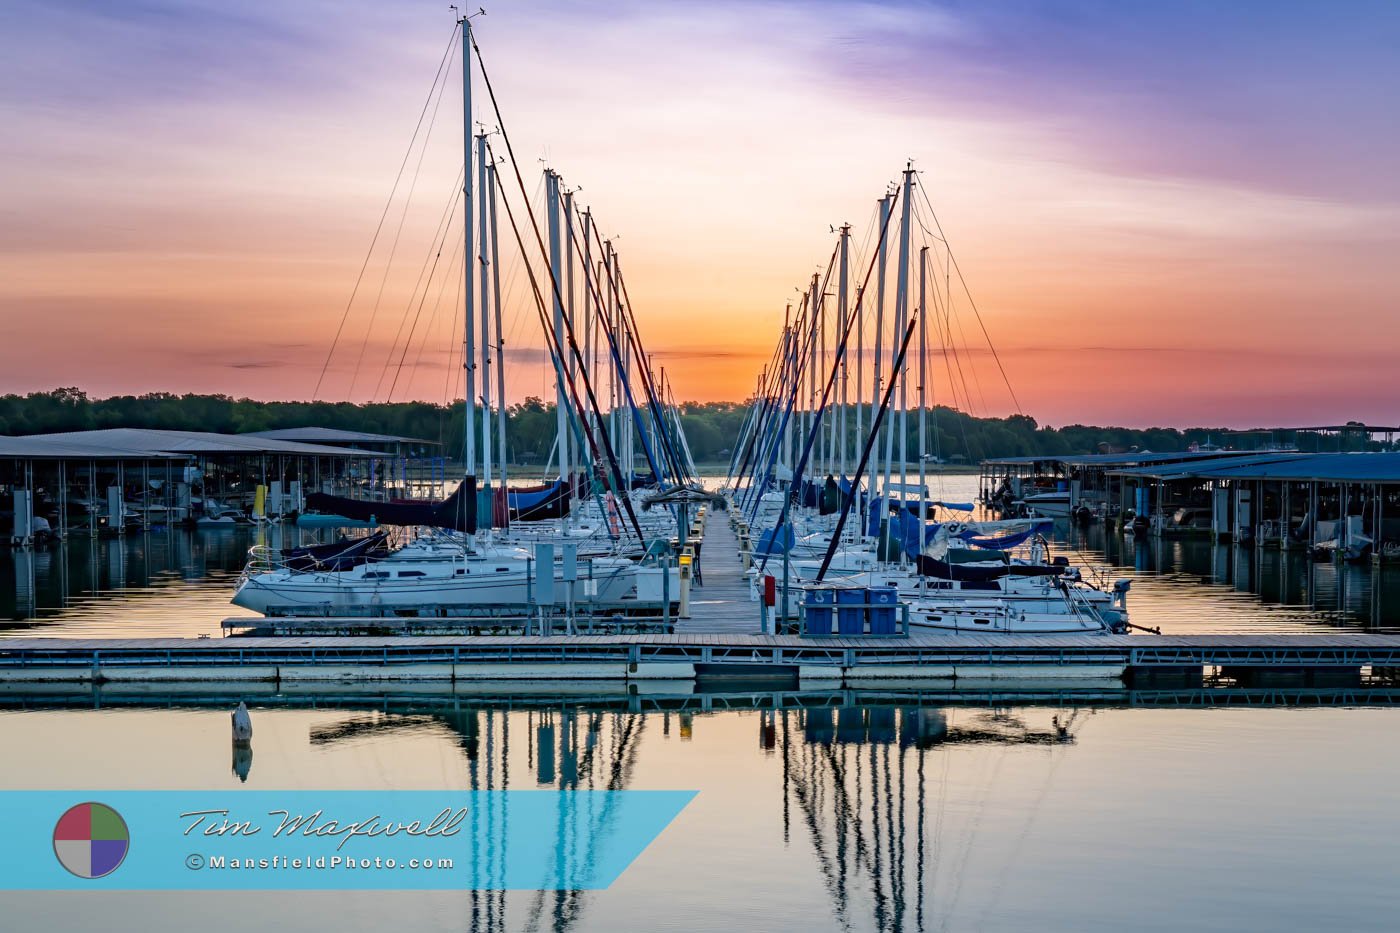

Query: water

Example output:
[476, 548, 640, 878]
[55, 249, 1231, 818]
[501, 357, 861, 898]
[1, 697, 1398, 931]
[5, 474, 1400, 636]
[5, 474, 1400, 929]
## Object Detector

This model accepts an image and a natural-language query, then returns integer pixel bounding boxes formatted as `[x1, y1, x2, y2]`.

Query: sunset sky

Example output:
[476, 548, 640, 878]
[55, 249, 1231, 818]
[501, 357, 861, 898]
[2, 0, 1397, 428]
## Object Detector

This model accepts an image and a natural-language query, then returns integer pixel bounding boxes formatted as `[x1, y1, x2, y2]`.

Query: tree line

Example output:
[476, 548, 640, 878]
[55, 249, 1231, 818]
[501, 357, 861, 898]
[0, 389, 1384, 467]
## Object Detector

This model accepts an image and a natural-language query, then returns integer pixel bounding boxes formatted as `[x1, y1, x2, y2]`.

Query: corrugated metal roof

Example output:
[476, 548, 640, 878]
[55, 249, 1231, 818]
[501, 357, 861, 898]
[983, 450, 1259, 468]
[246, 427, 438, 446]
[1112, 452, 1400, 483]
[0, 435, 184, 461]
[1109, 453, 1303, 479]
[1, 429, 389, 459]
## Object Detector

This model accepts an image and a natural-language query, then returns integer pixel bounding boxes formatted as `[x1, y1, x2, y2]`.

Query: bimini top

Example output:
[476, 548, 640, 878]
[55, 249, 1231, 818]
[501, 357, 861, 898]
[0, 428, 391, 460]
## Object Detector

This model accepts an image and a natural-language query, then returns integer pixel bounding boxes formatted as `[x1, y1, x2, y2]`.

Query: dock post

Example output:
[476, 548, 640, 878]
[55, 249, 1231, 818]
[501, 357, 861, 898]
[662, 557, 671, 629]
[679, 550, 693, 618]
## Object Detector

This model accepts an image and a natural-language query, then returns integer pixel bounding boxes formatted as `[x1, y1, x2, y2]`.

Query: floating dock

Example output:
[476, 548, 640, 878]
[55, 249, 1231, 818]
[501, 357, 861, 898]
[1, 632, 1397, 688]
[4, 496, 1400, 689]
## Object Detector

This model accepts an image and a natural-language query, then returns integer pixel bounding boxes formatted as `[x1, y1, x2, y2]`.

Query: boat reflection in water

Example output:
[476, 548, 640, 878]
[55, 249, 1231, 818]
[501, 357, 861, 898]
[9, 685, 1400, 933]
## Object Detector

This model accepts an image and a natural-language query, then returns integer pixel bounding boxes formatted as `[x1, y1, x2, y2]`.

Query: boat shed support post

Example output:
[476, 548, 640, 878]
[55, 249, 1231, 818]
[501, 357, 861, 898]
[1310, 481, 1319, 549]
[57, 461, 67, 539]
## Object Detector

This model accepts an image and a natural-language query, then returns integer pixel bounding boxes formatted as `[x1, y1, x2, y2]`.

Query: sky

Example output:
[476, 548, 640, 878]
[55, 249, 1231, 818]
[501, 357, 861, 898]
[1, 0, 1397, 428]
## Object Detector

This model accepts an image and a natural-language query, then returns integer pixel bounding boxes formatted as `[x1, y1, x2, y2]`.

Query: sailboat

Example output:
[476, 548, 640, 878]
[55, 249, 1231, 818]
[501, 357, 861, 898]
[232, 16, 687, 618]
[729, 165, 1129, 635]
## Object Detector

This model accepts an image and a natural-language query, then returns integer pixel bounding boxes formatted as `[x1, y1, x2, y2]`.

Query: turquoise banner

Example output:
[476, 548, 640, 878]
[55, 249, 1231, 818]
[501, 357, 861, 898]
[0, 790, 695, 890]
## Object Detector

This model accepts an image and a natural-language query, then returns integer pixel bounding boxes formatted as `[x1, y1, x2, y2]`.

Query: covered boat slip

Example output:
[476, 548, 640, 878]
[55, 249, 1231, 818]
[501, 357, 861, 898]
[1108, 451, 1400, 556]
[979, 450, 1261, 518]
[0, 427, 436, 544]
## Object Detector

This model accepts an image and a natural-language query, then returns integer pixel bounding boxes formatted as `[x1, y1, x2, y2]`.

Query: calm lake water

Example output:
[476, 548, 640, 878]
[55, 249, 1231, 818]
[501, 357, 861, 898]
[4, 474, 1400, 636]
[1, 697, 1398, 931]
[3, 474, 1400, 929]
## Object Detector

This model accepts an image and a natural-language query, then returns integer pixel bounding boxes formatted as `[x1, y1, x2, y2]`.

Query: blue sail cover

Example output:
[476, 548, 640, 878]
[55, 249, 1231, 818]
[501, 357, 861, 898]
[955, 519, 1052, 550]
[508, 479, 571, 521]
[891, 513, 1053, 556]
[755, 525, 796, 556]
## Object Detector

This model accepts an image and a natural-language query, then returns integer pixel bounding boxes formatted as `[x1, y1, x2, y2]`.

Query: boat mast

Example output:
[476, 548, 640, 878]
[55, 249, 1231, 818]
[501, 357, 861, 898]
[817, 270, 828, 478]
[604, 241, 616, 465]
[460, 15, 477, 479]
[476, 132, 492, 493]
[854, 281, 864, 498]
[487, 157, 508, 500]
[563, 186, 577, 493]
[582, 207, 594, 449]
[918, 245, 929, 542]
[545, 170, 569, 487]
[870, 193, 892, 520]
[837, 224, 850, 481]
[888, 164, 914, 559]
[808, 274, 819, 482]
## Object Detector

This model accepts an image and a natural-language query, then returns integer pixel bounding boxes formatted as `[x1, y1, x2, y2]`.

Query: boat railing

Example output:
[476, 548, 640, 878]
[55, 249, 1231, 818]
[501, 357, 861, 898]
[239, 544, 276, 586]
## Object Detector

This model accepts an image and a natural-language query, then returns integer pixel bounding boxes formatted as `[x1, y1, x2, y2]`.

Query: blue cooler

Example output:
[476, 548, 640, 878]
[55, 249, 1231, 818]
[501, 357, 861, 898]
[836, 587, 868, 636]
[804, 586, 834, 636]
[868, 586, 899, 635]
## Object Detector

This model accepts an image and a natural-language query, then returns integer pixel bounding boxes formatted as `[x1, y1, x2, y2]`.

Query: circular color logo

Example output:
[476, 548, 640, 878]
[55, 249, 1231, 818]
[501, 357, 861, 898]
[53, 802, 130, 879]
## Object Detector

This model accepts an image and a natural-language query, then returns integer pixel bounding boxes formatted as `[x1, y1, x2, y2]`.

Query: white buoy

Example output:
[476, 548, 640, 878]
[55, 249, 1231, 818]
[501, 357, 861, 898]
[231, 701, 253, 745]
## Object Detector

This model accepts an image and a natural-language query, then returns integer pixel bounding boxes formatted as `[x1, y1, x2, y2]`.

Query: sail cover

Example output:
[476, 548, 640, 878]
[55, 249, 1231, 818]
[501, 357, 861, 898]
[507, 479, 571, 521]
[305, 478, 477, 533]
[890, 515, 1054, 560]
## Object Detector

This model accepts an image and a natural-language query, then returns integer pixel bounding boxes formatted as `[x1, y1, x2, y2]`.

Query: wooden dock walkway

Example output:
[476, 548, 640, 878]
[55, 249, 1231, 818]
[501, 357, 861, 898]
[680, 513, 761, 635]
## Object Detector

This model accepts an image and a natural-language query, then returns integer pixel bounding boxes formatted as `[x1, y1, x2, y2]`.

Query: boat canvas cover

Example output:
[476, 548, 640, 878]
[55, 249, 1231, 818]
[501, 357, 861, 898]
[280, 532, 390, 572]
[305, 478, 477, 533]
[755, 525, 796, 556]
[507, 479, 571, 521]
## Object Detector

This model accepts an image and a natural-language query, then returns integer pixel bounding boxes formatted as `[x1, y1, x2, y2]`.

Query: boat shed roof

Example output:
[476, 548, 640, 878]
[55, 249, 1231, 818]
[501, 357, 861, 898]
[1111, 452, 1400, 483]
[0, 435, 185, 461]
[245, 427, 438, 446]
[1108, 453, 1302, 479]
[983, 450, 1259, 469]
[0, 429, 389, 460]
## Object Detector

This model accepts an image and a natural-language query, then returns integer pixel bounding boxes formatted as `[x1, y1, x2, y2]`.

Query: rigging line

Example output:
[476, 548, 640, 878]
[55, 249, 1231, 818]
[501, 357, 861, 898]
[384, 199, 460, 403]
[441, 239, 464, 413]
[312, 22, 460, 400]
[371, 166, 466, 400]
[589, 223, 689, 483]
[914, 172, 1022, 413]
[474, 50, 645, 541]
[497, 170, 547, 384]
[484, 137, 644, 541]
[348, 30, 458, 401]
[408, 229, 466, 396]
[948, 288, 992, 415]
[932, 275, 975, 456]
